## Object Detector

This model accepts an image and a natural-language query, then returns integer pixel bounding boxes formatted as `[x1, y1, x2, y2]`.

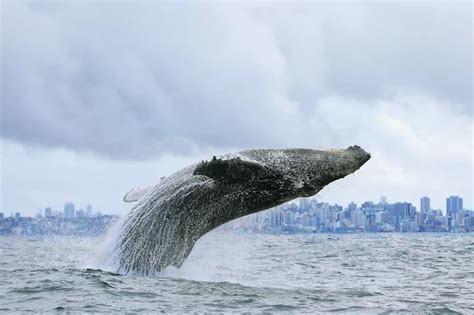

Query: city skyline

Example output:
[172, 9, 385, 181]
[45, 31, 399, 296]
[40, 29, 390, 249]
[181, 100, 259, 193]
[1, 194, 469, 219]
[1, 194, 471, 236]
[255, 196, 473, 234]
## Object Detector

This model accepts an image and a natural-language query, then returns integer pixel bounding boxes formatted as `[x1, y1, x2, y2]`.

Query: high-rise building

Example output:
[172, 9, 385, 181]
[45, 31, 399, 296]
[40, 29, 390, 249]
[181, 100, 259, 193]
[86, 204, 92, 217]
[0, 212, 4, 219]
[44, 207, 52, 217]
[270, 210, 283, 227]
[379, 196, 387, 205]
[420, 196, 430, 213]
[76, 209, 86, 218]
[446, 196, 463, 217]
[348, 202, 357, 212]
[362, 201, 375, 210]
[394, 202, 414, 218]
[299, 198, 310, 209]
[64, 202, 75, 219]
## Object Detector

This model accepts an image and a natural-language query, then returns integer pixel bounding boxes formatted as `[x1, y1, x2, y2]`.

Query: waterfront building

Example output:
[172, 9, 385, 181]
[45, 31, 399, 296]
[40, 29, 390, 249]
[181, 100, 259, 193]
[270, 210, 284, 228]
[446, 196, 463, 217]
[64, 202, 75, 219]
[362, 201, 375, 210]
[376, 212, 383, 224]
[348, 202, 357, 212]
[44, 207, 52, 217]
[420, 196, 430, 213]
[86, 204, 93, 217]
[351, 210, 366, 229]
[299, 198, 310, 210]
[284, 211, 296, 225]
[394, 202, 409, 218]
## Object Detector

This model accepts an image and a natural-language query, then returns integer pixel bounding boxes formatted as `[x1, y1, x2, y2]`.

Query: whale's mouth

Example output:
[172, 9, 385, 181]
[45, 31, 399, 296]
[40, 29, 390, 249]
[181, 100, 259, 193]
[360, 152, 371, 165]
[347, 145, 371, 168]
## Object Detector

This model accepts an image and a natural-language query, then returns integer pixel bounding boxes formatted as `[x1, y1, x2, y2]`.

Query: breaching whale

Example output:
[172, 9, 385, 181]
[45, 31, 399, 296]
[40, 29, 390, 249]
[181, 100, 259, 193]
[115, 146, 371, 275]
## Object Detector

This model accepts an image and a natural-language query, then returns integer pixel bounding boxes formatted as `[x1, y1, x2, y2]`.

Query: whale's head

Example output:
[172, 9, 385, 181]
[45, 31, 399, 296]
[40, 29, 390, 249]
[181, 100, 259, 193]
[240, 145, 371, 198]
[194, 145, 370, 200]
[294, 145, 371, 197]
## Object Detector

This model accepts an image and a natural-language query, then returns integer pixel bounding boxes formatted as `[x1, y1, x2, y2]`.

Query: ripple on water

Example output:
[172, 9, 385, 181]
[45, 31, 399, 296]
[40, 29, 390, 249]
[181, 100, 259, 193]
[0, 234, 473, 313]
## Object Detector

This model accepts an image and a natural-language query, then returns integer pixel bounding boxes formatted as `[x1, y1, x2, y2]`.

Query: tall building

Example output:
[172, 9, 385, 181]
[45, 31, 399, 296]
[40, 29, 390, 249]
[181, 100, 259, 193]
[64, 202, 75, 219]
[379, 196, 387, 205]
[420, 196, 430, 213]
[362, 201, 375, 209]
[44, 207, 52, 217]
[0, 212, 4, 219]
[348, 202, 357, 212]
[394, 202, 414, 218]
[446, 196, 463, 217]
[270, 210, 284, 227]
[76, 209, 86, 217]
[86, 204, 92, 217]
[299, 198, 310, 209]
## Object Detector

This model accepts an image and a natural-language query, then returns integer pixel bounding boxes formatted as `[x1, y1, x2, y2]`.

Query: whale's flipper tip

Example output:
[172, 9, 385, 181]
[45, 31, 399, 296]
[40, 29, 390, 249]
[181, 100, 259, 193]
[123, 185, 153, 202]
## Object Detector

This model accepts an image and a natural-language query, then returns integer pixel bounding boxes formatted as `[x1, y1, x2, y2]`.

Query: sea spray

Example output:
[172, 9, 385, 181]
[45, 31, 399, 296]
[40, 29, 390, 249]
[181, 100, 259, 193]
[86, 205, 131, 272]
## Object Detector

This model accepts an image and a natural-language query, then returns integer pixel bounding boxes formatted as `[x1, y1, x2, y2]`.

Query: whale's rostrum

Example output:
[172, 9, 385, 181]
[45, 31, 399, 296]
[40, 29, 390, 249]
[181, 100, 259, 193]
[114, 146, 371, 275]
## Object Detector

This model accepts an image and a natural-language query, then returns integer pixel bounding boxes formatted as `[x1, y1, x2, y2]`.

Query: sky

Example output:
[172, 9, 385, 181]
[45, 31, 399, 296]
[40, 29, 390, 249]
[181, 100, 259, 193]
[1, 2, 472, 216]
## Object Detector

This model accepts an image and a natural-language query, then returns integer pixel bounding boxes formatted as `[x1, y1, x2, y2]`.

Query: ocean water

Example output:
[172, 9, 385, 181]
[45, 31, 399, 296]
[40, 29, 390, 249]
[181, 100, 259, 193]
[0, 232, 473, 314]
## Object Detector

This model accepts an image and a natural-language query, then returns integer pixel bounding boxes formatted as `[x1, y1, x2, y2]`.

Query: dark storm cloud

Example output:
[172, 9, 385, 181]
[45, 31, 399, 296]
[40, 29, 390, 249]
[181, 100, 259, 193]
[1, 2, 472, 159]
[321, 3, 472, 109]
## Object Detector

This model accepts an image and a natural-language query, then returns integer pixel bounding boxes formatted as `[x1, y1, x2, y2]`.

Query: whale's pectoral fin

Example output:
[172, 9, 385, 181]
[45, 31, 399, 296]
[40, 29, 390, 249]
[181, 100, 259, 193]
[123, 185, 153, 202]
[193, 156, 267, 184]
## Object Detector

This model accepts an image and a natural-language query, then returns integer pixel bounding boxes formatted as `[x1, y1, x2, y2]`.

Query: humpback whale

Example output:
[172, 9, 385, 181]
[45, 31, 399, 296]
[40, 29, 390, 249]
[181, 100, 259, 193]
[115, 146, 371, 275]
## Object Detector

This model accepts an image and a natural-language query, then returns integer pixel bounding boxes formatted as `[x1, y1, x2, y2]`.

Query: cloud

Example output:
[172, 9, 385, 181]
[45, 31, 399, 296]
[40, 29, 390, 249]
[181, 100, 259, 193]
[1, 2, 471, 159]
[313, 93, 473, 211]
[1, 3, 298, 158]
